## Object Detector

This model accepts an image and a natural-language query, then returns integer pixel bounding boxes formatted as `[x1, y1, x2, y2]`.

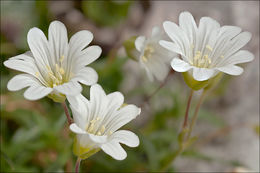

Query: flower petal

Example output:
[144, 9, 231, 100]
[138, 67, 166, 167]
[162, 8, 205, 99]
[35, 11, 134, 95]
[224, 32, 252, 58]
[7, 74, 39, 91]
[107, 92, 124, 111]
[67, 94, 90, 128]
[24, 84, 53, 100]
[69, 30, 93, 53]
[217, 65, 244, 75]
[179, 11, 197, 43]
[54, 81, 82, 96]
[27, 27, 51, 70]
[101, 141, 127, 160]
[105, 105, 141, 133]
[76, 46, 102, 66]
[163, 21, 189, 53]
[48, 21, 68, 66]
[196, 17, 220, 52]
[171, 58, 192, 72]
[73, 67, 98, 86]
[4, 53, 38, 76]
[135, 36, 146, 52]
[88, 84, 107, 122]
[70, 123, 87, 134]
[109, 130, 139, 147]
[192, 67, 217, 81]
[89, 134, 107, 144]
[145, 56, 169, 81]
[151, 26, 161, 37]
[218, 50, 254, 66]
[159, 40, 184, 56]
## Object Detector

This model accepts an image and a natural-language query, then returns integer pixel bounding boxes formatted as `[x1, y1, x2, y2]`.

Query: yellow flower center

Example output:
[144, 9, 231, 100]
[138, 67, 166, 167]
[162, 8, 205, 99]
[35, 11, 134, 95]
[141, 44, 154, 63]
[44, 55, 67, 88]
[86, 117, 112, 136]
[189, 45, 224, 68]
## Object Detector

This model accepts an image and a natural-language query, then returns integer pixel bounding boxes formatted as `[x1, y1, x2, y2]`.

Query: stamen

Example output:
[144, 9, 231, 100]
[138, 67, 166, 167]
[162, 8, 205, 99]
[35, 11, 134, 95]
[100, 125, 105, 133]
[141, 56, 148, 62]
[60, 55, 65, 63]
[35, 72, 39, 77]
[141, 45, 154, 63]
[220, 55, 224, 58]
[86, 117, 107, 136]
[46, 65, 51, 71]
[206, 45, 213, 51]
[88, 124, 94, 133]
[59, 68, 65, 75]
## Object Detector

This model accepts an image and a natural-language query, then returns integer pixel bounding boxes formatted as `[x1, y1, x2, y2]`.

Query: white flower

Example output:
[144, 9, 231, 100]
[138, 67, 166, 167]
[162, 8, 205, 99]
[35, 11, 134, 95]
[4, 21, 101, 101]
[135, 26, 175, 81]
[160, 12, 254, 81]
[67, 84, 141, 160]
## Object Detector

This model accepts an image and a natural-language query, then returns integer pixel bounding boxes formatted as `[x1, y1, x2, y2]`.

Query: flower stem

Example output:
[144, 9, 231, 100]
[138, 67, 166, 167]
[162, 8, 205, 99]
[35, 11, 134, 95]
[187, 90, 207, 139]
[75, 157, 81, 173]
[182, 89, 194, 130]
[160, 90, 207, 171]
[61, 102, 73, 125]
[141, 70, 174, 108]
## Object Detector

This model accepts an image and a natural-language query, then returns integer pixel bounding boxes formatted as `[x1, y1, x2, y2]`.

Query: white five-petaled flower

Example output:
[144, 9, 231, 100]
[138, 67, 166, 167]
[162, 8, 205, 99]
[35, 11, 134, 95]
[67, 84, 141, 160]
[135, 26, 175, 81]
[160, 12, 254, 81]
[4, 21, 101, 102]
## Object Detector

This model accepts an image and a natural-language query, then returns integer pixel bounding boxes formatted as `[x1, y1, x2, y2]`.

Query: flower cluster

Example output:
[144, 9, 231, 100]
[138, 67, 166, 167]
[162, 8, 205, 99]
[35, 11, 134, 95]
[4, 11, 254, 170]
[4, 21, 141, 161]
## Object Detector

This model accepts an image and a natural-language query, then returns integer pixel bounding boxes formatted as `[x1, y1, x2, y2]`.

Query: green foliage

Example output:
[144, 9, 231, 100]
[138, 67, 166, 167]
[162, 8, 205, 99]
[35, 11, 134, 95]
[81, 1, 132, 27]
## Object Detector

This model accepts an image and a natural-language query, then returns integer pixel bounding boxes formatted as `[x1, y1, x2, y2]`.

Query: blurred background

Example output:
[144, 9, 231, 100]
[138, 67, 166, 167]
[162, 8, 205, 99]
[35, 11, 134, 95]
[1, 1, 259, 172]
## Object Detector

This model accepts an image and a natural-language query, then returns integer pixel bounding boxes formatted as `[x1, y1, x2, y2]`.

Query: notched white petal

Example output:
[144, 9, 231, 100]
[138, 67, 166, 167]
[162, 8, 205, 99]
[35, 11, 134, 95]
[73, 67, 98, 86]
[101, 141, 127, 160]
[217, 65, 244, 75]
[69, 30, 93, 51]
[24, 85, 53, 100]
[7, 74, 38, 91]
[77, 46, 102, 66]
[110, 130, 139, 147]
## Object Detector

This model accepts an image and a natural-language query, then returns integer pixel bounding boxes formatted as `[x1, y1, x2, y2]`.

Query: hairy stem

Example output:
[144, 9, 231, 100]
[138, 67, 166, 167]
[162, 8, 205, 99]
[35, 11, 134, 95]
[182, 89, 194, 130]
[187, 90, 207, 139]
[61, 102, 73, 125]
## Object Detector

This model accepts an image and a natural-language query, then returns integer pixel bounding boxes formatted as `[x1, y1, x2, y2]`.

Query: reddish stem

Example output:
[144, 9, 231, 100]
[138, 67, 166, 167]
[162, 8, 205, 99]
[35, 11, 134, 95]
[61, 102, 73, 125]
[75, 157, 81, 173]
[182, 89, 194, 130]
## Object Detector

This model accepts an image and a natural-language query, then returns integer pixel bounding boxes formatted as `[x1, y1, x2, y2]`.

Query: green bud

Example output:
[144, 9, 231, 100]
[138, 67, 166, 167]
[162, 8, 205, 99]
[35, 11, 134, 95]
[123, 36, 139, 61]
